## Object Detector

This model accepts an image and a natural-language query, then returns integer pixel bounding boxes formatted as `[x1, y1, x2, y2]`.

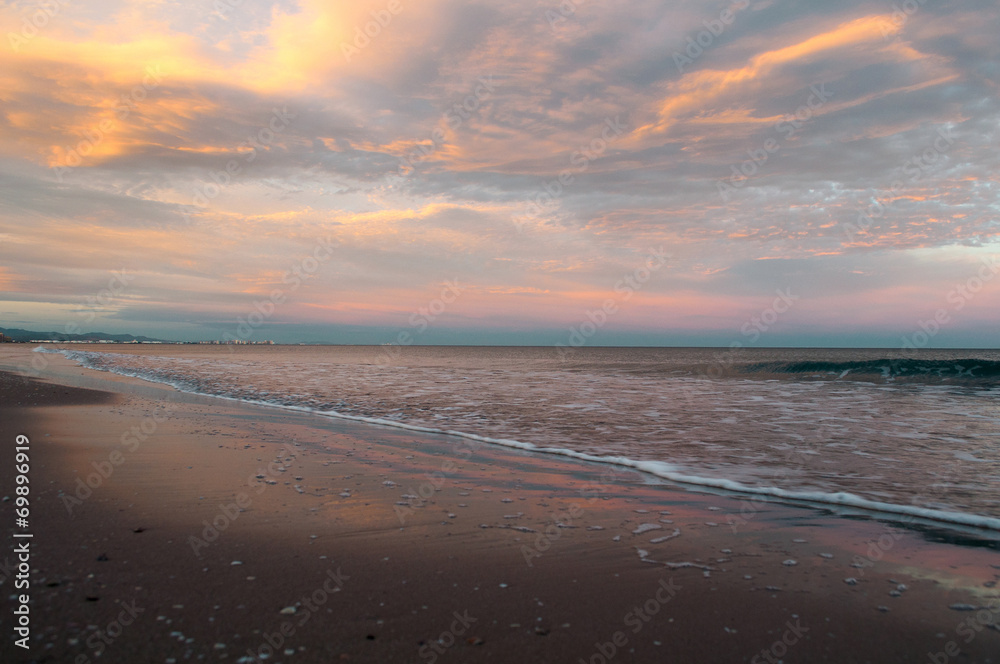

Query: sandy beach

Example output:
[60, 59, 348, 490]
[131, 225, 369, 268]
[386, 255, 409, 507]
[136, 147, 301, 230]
[1, 345, 998, 663]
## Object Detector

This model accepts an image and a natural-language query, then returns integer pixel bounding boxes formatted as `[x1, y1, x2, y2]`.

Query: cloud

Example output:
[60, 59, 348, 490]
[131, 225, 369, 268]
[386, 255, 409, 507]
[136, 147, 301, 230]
[1, 0, 999, 344]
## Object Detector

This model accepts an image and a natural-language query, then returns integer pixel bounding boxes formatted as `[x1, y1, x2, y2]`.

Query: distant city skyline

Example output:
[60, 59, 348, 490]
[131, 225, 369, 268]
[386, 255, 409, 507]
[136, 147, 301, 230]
[2, 1, 999, 349]
[4, 323, 999, 350]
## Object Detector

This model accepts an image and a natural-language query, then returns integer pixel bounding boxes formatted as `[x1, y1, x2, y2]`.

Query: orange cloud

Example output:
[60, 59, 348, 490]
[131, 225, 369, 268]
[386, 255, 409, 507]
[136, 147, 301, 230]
[634, 14, 906, 139]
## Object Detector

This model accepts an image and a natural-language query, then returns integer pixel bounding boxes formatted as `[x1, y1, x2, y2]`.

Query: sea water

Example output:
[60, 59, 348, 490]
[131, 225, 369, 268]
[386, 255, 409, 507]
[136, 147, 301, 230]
[40, 345, 1000, 530]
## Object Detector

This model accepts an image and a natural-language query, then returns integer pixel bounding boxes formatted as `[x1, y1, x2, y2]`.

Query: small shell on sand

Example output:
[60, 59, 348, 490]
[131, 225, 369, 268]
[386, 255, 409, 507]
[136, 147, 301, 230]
[782, 559, 797, 566]
[844, 578, 859, 585]
[632, 523, 662, 535]
[649, 529, 681, 544]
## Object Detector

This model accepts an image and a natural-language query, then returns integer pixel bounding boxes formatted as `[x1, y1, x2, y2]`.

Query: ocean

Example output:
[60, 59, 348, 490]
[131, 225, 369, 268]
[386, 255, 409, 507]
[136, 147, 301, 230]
[39, 345, 1000, 531]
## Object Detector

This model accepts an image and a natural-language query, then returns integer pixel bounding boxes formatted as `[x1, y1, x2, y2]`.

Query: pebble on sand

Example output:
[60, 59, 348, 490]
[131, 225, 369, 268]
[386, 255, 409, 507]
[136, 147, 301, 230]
[949, 603, 978, 611]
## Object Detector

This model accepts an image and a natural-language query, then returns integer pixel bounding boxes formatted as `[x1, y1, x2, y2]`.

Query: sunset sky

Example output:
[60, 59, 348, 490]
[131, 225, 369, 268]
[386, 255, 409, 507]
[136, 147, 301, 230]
[1, 0, 998, 346]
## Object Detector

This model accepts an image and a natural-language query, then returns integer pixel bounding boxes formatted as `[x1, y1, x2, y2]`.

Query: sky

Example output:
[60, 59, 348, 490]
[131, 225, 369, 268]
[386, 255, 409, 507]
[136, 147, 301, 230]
[1, 0, 998, 347]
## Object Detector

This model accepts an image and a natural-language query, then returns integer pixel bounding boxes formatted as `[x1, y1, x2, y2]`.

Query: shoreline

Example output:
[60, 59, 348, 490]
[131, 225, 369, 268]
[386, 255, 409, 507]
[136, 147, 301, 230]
[23, 345, 1000, 537]
[1, 346, 998, 663]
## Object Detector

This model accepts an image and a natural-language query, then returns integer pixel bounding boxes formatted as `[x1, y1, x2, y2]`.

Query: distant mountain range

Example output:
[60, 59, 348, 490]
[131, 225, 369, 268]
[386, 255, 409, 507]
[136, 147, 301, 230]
[0, 327, 171, 343]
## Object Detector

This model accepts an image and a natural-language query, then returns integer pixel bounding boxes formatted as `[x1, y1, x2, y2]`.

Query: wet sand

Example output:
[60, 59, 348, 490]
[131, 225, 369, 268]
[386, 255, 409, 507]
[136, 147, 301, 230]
[1, 345, 998, 663]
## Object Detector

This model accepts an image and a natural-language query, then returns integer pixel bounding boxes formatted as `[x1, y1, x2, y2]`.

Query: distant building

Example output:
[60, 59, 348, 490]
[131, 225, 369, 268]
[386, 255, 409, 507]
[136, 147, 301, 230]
[0, 333, 12, 343]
